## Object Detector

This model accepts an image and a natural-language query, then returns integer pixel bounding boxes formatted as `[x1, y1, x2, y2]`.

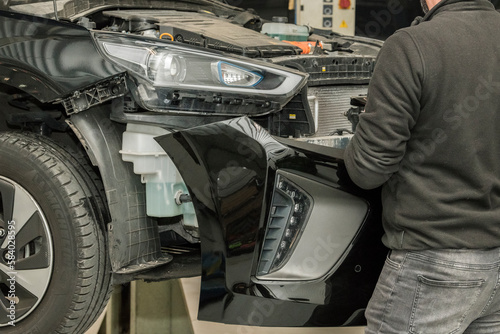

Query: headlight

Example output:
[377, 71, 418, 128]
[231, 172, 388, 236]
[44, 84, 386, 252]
[94, 33, 308, 116]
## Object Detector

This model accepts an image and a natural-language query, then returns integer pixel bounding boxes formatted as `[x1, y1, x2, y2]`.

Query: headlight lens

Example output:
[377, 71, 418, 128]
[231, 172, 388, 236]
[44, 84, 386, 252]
[149, 54, 187, 84]
[94, 33, 308, 115]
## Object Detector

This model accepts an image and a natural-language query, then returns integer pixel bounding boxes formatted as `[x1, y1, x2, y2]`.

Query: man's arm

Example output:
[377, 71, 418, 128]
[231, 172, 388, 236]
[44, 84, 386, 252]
[344, 31, 424, 189]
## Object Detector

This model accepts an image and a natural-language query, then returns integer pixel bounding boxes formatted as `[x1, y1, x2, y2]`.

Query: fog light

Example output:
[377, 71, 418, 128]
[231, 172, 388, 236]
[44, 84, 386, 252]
[257, 174, 312, 275]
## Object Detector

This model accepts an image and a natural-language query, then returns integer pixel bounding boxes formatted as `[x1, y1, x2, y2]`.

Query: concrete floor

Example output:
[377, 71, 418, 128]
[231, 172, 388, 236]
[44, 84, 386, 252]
[86, 277, 366, 334]
[180, 277, 366, 334]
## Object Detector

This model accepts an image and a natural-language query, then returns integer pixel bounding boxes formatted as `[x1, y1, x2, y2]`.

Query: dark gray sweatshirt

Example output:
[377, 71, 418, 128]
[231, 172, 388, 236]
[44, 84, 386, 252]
[344, 0, 500, 250]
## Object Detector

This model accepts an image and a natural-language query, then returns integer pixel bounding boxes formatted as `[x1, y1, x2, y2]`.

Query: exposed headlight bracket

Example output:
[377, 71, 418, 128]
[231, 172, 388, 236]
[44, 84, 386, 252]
[60, 74, 127, 115]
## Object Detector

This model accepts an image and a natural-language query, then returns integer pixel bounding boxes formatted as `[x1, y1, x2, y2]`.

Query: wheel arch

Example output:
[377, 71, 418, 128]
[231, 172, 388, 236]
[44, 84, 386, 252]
[67, 106, 171, 274]
[0, 94, 170, 275]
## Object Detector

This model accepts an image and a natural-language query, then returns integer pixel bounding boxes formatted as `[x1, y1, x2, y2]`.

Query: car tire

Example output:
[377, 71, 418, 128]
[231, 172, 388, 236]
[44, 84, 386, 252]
[0, 132, 112, 334]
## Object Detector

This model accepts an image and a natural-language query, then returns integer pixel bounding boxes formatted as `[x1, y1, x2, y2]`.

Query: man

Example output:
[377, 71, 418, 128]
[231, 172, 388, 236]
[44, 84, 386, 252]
[344, 0, 500, 332]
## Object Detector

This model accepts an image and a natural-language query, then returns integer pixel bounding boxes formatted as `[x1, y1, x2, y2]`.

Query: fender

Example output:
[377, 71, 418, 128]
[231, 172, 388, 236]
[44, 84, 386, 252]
[0, 10, 122, 102]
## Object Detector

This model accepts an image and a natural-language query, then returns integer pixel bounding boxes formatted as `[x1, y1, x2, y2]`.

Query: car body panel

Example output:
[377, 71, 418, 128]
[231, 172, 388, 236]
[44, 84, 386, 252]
[157, 117, 387, 326]
[7, 0, 249, 21]
[0, 10, 122, 102]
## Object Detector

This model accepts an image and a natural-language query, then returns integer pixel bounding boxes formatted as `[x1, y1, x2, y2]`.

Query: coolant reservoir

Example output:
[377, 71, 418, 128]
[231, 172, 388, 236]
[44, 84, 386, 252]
[120, 123, 197, 228]
[261, 16, 309, 42]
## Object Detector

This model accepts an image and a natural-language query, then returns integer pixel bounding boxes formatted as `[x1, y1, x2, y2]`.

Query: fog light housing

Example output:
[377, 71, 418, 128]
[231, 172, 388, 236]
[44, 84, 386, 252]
[257, 174, 312, 275]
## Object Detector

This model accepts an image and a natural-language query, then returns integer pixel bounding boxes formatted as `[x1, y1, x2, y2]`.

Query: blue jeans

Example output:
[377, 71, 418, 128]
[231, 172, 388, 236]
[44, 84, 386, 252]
[365, 248, 500, 334]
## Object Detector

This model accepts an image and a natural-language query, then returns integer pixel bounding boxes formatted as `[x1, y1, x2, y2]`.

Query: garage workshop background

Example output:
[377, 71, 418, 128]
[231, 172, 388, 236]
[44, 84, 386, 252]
[83, 1, 500, 333]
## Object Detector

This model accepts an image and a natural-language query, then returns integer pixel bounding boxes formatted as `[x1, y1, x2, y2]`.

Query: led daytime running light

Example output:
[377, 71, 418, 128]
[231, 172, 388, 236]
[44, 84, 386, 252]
[216, 61, 263, 87]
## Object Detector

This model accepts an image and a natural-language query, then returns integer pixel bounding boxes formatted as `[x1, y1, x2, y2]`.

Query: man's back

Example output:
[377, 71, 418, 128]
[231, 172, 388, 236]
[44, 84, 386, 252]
[345, 1, 500, 332]
[344, 0, 500, 250]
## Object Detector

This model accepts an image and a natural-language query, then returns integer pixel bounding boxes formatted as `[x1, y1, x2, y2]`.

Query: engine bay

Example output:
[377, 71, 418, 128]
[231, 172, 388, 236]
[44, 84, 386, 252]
[101, 10, 304, 57]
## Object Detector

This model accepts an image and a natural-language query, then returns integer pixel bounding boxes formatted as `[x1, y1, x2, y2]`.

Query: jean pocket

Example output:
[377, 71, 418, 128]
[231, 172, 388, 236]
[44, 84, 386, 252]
[385, 251, 405, 270]
[409, 275, 484, 334]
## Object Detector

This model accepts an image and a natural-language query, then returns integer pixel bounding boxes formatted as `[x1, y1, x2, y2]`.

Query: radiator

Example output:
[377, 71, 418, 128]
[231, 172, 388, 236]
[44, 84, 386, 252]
[307, 85, 369, 138]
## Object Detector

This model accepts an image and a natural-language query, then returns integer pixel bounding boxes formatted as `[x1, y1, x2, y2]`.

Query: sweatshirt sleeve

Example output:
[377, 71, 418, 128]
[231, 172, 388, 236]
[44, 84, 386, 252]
[344, 30, 424, 189]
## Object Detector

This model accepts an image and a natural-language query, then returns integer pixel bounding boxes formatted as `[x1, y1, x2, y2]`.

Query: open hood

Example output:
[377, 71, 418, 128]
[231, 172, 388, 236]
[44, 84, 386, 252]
[5, 0, 245, 20]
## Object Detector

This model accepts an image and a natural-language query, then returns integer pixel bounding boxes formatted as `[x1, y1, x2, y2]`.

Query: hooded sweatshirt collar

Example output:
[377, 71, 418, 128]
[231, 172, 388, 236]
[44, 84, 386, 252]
[412, 0, 495, 25]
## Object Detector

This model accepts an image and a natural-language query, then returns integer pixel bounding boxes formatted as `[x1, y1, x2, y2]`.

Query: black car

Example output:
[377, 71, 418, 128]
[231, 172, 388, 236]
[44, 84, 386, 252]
[0, 0, 387, 332]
